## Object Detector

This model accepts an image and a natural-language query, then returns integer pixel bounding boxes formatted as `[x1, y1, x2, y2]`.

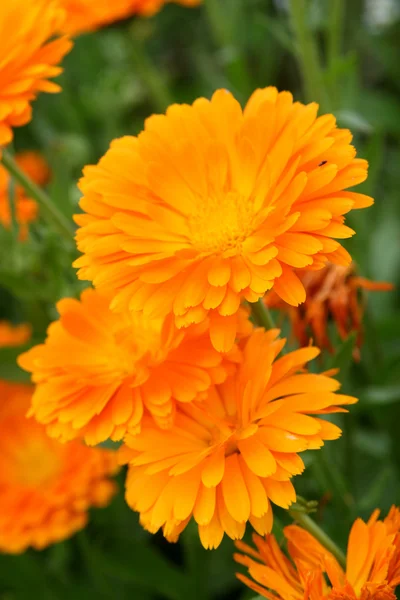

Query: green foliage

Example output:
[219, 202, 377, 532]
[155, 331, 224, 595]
[1, 1, 400, 599]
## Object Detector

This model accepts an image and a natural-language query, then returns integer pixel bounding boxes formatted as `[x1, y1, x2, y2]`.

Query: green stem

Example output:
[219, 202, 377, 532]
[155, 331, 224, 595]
[1, 150, 75, 242]
[328, 0, 345, 70]
[288, 0, 330, 111]
[203, 0, 231, 48]
[203, 0, 252, 97]
[250, 299, 275, 330]
[7, 169, 18, 239]
[289, 509, 346, 569]
[327, 0, 345, 107]
[129, 27, 174, 113]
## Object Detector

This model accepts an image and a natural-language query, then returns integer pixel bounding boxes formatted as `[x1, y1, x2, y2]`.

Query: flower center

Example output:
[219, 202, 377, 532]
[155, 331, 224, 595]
[188, 191, 256, 254]
[11, 437, 61, 487]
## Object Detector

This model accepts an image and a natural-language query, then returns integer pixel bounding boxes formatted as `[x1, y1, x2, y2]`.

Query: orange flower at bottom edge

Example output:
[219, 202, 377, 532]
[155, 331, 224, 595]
[0, 151, 51, 240]
[119, 328, 356, 549]
[235, 506, 400, 600]
[0, 380, 119, 553]
[265, 262, 393, 360]
[0, 321, 32, 347]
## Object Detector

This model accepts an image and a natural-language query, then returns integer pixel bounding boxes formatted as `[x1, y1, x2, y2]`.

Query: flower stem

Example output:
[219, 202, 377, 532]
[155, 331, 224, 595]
[7, 170, 18, 239]
[289, 509, 346, 569]
[327, 0, 345, 106]
[129, 27, 174, 113]
[1, 150, 75, 242]
[328, 0, 345, 70]
[203, 0, 252, 98]
[288, 0, 330, 111]
[250, 299, 275, 330]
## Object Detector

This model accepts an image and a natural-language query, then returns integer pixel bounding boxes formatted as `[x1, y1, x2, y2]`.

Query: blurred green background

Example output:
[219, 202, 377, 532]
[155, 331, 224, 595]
[1, 0, 400, 598]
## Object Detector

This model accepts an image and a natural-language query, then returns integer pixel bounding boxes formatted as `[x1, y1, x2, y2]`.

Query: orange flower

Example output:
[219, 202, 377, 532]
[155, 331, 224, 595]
[265, 262, 394, 360]
[0, 151, 51, 239]
[0, 322, 31, 347]
[119, 328, 356, 549]
[0, 380, 118, 553]
[74, 88, 372, 352]
[18, 287, 239, 445]
[235, 507, 400, 600]
[0, 0, 72, 147]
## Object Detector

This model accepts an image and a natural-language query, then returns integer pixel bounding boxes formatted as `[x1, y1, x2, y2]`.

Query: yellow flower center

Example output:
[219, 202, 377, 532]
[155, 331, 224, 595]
[11, 438, 61, 487]
[188, 191, 256, 254]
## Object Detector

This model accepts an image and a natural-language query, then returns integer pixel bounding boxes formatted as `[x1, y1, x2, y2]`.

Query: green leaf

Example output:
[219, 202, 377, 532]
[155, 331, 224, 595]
[0, 346, 31, 383]
[364, 384, 400, 405]
[336, 109, 373, 134]
[76, 534, 191, 600]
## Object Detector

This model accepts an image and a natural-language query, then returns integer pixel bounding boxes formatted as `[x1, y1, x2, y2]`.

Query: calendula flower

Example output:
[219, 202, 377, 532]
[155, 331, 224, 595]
[0, 380, 118, 553]
[0, 322, 31, 347]
[265, 262, 393, 360]
[0, 0, 72, 147]
[120, 329, 356, 549]
[18, 287, 240, 445]
[0, 151, 51, 239]
[74, 88, 372, 352]
[235, 506, 400, 599]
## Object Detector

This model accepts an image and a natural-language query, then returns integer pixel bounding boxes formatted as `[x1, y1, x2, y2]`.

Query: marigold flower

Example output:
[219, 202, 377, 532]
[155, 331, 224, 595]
[74, 88, 372, 352]
[0, 0, 72, 147]
[235, 506, 400, 600]
[265, 262, 394, 360]
[0, 152, 51, 239]
[0, 321, 31, 347]
[0, 380, 118, 553]
[120, 328, 356, 549]
[18, 287, 239, 445]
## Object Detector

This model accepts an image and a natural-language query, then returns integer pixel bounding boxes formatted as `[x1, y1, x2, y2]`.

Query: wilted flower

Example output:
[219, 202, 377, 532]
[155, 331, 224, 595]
[265, 262, 393, 360]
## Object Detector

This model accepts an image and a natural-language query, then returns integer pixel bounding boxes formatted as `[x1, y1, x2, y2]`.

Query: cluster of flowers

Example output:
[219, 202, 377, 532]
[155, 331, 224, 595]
[18, 73, 373, 548]
[0, 0, 397, 598]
